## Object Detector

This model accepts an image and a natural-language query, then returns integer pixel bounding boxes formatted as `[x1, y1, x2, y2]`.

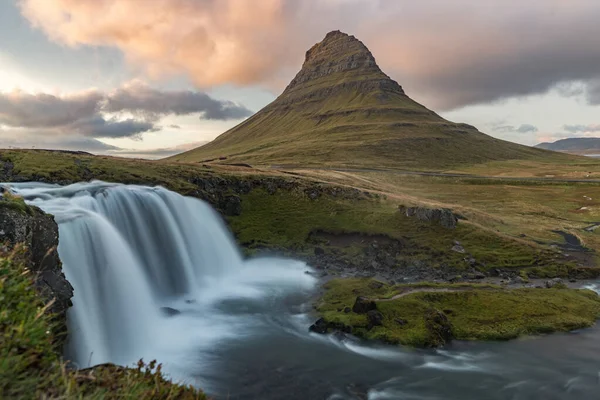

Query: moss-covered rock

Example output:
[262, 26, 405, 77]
[315, 278, 600, 347]
[0, 192, 73, 346]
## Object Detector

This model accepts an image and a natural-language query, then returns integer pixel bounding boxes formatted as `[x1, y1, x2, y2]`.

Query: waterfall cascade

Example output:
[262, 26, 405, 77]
[10, 181, 316, 373]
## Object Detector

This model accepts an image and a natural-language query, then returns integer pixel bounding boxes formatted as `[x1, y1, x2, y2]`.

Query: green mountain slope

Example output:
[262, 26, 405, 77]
[171, 30, 563, 170]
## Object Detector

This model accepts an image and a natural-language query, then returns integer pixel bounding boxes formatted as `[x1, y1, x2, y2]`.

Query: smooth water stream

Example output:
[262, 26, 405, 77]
[9, 181, 600, 400]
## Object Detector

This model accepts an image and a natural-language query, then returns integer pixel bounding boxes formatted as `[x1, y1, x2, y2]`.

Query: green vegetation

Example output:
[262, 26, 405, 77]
[316, 278, 600, 347]
[0, 191, 34, 215]
[0, 249, 206, 399]
[0, 149, 212, 195]
[2, 149, 588, 277]
[229, 188, 578, 274]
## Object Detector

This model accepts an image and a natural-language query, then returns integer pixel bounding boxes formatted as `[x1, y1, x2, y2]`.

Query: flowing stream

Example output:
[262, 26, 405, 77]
[9, 181, 600, 400]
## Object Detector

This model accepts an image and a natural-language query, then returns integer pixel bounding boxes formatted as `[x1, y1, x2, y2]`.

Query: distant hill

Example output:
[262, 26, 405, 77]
[171, 30, 563, 170]
[536, 138, 600, 154]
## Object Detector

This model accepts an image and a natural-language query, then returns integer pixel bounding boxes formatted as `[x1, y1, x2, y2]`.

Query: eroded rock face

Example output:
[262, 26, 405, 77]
[399, 206, 458, 229]
[0, 198, 74, 321]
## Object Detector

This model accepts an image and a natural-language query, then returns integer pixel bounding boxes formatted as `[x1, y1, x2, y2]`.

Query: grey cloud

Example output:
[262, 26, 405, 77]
[564, 124, 600, 133]
[69, 116, 156, 139]
[169, 124, 181, 129]
[0, 83, 251, 139]
[517, 124, 538, 134]
[587, 81, 600, 105]
[0, 90, 102, 128]
[108, 141, 209, 159]
[0, 129, 121, 152]
[104, 82, 253, 121]
[492, 124, 538, 134]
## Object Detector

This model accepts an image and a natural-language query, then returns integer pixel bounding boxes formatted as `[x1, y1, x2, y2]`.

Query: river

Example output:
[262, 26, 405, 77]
[9, 181, 600, 400]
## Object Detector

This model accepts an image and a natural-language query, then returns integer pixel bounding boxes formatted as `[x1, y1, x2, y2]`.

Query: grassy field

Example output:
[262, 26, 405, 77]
[316, 278, 600, 347]
[289, 168, 600, 269]
[3, 149, 599, 278]
[0, 248, 206, 399]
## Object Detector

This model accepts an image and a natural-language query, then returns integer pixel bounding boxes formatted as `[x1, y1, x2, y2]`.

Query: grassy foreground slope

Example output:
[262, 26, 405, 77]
[316, 278, 600, 347]
[171, 31, 563, 170]
[0, 249, 206, 399]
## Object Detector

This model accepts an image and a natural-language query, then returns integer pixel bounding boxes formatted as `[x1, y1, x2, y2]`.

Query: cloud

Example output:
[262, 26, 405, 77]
[0, 127, 121, 152]
[564, 124, 600, 133]
[69, 116, 156, 139]
[0, 89, 102, 127]
[104, 81, 252, 120]
[492, 123, 538, 134]
[0, 82, 251, 140]
[18, 0, 600, 110]
[516, 124, 538, 134]
[587, 80, 600, 105]
[109, 141, 208, 159]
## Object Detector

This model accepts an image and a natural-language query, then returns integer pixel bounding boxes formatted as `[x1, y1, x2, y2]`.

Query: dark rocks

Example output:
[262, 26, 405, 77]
[309, 318, 352, 335]
[305, 188, 320, 200]
[352, 296, 377, 314]
[545, 278, 565, 288]
[451, 243, 465, 253]
[0, 198, 74, 350]
[314, 247, 325, 256]
[399, 206, 458, 229]
[160, 307, 181, 317]
[309, 318, 329, 334]
[395, 318, 407, 326]
[0, 199, 73, 319]
[343, 306, 352, 313]
[368, 281, 384, 290]
[424, 308, 453, 346]
[220, 195, 242, 216]
[366, 310, 383, 329]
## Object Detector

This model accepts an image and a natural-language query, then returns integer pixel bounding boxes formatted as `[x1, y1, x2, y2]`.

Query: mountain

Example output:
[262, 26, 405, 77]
[536, 138, 600, 154]
[171, 30, 556, 169]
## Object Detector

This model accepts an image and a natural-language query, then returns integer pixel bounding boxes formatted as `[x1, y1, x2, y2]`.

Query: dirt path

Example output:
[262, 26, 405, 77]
[375, 286, 489, 301]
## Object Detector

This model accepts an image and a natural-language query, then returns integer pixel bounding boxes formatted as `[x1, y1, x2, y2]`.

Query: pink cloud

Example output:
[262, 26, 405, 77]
[19, 0, 600, 110]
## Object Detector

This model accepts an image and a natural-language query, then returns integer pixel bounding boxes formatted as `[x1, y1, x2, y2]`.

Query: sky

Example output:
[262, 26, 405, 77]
[1, 0, 600, 158]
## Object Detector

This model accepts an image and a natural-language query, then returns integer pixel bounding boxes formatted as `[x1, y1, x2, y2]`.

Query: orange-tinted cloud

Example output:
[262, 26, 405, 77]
[19, 0, 600, 110]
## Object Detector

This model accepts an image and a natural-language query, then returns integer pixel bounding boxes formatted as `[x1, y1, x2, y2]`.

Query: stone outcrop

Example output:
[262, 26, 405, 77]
[399, 206, 458, 229]
[0, 194, 74, 324]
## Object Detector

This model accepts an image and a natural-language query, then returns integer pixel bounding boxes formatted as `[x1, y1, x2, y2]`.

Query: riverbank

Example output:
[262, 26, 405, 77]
[311, 278, 600, 347]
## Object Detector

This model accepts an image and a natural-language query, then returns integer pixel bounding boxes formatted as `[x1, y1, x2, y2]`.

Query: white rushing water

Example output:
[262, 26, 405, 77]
[9, 181, 317, 379]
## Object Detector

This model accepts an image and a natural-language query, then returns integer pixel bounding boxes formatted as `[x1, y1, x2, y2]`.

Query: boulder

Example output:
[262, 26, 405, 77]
[399, 206, 458, 229]
[424, 308, 453, 346]
[309, 318, 329, 334]
[545, 278, 565, 288]
[352, 296, 377, 314]
[219, 195, 242, 216]
[366, 310, 383, 329]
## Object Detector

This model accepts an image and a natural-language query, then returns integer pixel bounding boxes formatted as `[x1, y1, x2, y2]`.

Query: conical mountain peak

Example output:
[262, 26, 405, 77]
[173, 31, 544, 170]
[282, 30, 403, 99]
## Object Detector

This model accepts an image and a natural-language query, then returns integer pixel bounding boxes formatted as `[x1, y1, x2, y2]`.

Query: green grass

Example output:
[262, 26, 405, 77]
[0, 191, 34, 215]
[0, 248, 206, 399]
[229, 188, 576, 273]
[2, 149, 592, 278]
[316, 278, 600, 347]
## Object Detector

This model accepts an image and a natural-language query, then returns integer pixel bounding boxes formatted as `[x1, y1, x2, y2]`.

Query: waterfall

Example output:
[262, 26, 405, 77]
[10, 181, 316, 375]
